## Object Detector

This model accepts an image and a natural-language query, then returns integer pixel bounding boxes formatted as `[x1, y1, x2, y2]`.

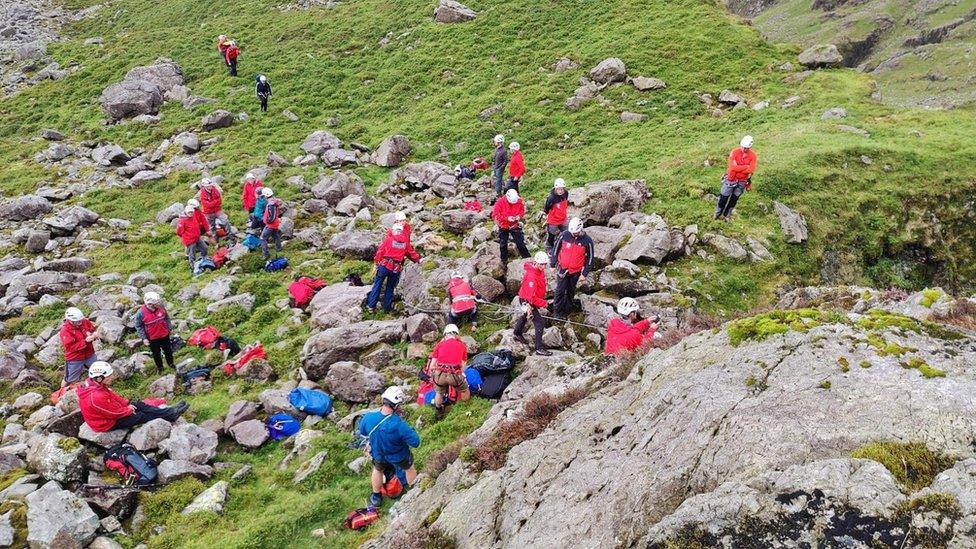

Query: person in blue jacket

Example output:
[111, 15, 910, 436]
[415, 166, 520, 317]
[358, 386, 420, 507]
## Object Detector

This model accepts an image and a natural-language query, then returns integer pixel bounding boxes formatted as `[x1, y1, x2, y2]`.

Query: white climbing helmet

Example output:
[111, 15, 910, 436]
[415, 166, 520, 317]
[616, 297, 640, 316]
[184, 205, 195, 215]
[187, 198, 200, 209]
[493, 134, 504, 144]
[569, 217, 584, 234]
[741, 135, 754, 149]
[444, 324, 459, 335]
[201, 178, 213, 187]
[391, 222, 404, 235]
[259, 75, 267, 83]
[553, 178, 566, 189]
[508, 141, 520, 151]
[382, 386, 406, 406]
[394, 211, 407, 222]
[505, 189, 519, 204]
[88, 361, 114, 379]
[244, 172, 255, 181]
[261, 187, 274, 197]
[143, 291, 161, 305]
[64, 307, 84, 322]
[534, 251, 549, 264]
[450, 271, 465, 280]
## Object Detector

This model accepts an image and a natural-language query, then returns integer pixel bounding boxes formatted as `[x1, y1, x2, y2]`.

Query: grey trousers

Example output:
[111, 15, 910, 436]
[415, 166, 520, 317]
[186, 240, 208, 267]
[261, 227, 282, 259]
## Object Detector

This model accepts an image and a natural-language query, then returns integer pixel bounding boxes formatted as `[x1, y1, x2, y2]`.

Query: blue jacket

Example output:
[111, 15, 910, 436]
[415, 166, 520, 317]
[253, 196, 268, 219]
[358, 410, 420, 463]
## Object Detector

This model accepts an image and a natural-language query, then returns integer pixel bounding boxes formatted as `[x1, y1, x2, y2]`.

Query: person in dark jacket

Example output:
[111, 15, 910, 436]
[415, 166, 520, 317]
[358, 386, 420, 507]
[134, 292, 173, 374]
[550, 217, 594, 319]
[77, 362, 188, 432]
[256, 75, 272, 112]
[543, 178, 569, 253]
[260, 187, 283, 262]
[491, 134, 507, 196]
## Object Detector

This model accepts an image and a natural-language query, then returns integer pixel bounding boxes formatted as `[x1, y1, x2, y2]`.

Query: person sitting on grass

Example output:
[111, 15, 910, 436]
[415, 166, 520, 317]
[77, 362, 188, 432]
[359, 386, 419, 508]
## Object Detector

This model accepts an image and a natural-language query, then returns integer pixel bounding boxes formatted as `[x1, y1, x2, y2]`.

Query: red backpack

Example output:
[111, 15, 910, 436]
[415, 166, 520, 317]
[212, 247, 230, 267]
[188, 326, 221, 348]
[380, 472, 403, 498]
[288, 277, 326, 309]
[223, 342, 266, 375]
[343, 507, 379, 530]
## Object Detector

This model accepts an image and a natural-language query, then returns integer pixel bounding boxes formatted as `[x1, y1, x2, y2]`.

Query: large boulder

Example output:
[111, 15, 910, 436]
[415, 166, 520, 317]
[310, 171, 368, 207]
[77, 485, 139, 518]
[228, 420, 268, 449]
[434, 0, 477, 23]
[128, 418, 172, 451]
[124, 58, 185, 93]
[201, 109, 234, 131]
[302, 320, 405, 379]
[325, 362, 385, 403]
[0, 349, 28, 380]
[159, 423, 218, 465]
[798, 44, 844, 68]
[589, 57, 627, 84]
[308, 282, 371, 329]
[91, 144, 130, 166]
[441, 209, 484, 234]
[100, 79, 163, 120]
[585, 226, 629, 268]
[77, 424, 126, 447]
[26, 434, 87, 483]
[773, 201, 809, 244]
[328, 230, 381, 260]
[569, 180, 649, 225]
[614, 214, 673, 264]
[301, 130, 342, 156]
[373, 135, 412, 167]
[388, 162, 457, 197]
[26, 481, 99, 548]
[0, 194, 53, 222]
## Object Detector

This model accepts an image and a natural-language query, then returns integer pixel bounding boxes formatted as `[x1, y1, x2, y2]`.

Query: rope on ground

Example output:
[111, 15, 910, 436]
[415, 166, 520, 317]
[403, 300, 604, 331]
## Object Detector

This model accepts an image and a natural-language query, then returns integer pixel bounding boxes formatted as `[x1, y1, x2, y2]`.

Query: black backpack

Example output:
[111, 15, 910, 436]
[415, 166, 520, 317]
[478, 371, 513, 399]
[103, 444, 158, 486]
[470, 349, 515, 374]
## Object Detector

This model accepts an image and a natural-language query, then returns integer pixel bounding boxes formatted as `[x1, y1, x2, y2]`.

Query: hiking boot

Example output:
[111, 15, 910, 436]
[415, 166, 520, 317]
[433, 405, 447, 421]
[513, 333, 529, 346]
[723, 216, 730, 224]
[369, 493, 382, 508]
[534, 348, 553, 356]
[713, 211, 721, 220]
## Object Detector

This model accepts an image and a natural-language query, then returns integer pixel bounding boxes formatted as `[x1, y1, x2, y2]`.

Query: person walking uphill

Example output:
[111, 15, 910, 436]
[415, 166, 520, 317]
[543, 178, 569, 254]
[77, 362, 188, 432]
[224, 40, 240, 76]
[550, 217, 594, 319]
[134, 292, 173, 374]
[429, 324, 470, 414]
[359, 386, 420, 508]
[176, 205, 208, 271]
[605, 298, 660, 356]
[492, 189, 530, 264]
[491, 134, 507, 196]
[507, 141, 525, 192]
[367, 223, 420, 313]
[260, 187, 283, 263]
[714, 135, 757, 222]
[256, 75, 272, 112]
[513, 252, 552, 356]
[60, 307, 100, 387]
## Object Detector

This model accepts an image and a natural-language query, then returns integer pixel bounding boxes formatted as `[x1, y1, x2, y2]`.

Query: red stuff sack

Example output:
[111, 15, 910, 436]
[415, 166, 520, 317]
[188, 326, 221, 348]
[212, 247, 229, 267]
[222, 342, 266, 375]
[343, 507, 379, 530]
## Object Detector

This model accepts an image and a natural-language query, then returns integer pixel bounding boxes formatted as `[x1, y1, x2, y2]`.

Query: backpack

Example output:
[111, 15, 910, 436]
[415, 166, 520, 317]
[288, 387, 333, 416]
[223, 343, 266, 375]
[265, 257, 289, 272]
[343, 507, 379, 530]
[169, 335, 186, 352]
[103, 444, 158, 486]
[188, 326, 221, 348]
[380, 469, 403, 498]
[212, 247, 230, 267]
[288, 277, 325, 309]
[477, 371, 512, 399]
[267, 413, 301, 440]
[193, 257, 216, 276]
[181, 367, 211, 388]
[243, 234, 262, 250]
[470, 350, 515, 374]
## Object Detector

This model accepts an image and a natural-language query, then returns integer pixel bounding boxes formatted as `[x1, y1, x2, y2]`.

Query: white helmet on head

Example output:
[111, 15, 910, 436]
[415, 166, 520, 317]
[201, 178, 213, 187]
[493, 134, 504, 144]
[553, 178, 566, 189]
[382, 386, 406, 406]
[444, 323, 459, 335]
[88, 361, 113, 379]
[390, 222, 404, 235]
[64, 307, 84, 322]
[568, 217, 584, 234]
[740, 135, 754, 149]
[187, 198, 200, 209]
[450, 271, 464, 280]
[394, 211, 407, 222]
[505, 189, 519, 204]
[617, 297, 640, 316]
[261, 187, 274, 197]
[244, 172, 255, 181]
[143, 291, 161, 305]
[259, 75, 267, 82]
[508, 141, 520, 151]
[183, 205, 195, 215]
[533, 251, 549, 264]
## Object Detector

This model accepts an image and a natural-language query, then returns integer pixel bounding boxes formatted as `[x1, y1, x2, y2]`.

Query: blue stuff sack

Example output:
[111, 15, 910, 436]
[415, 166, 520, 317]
[288, 387, 333, 416]
[267, 413, 301, 440]
[243, 234, 262, 250]
[265, 257, 289, 272]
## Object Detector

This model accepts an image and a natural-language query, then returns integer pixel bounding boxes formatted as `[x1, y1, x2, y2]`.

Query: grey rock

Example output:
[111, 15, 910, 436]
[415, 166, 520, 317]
[124, 59, 185, 93]
[373, 135, 412, 167]
[589, 57, 626, 84]
[228, 420, 268, 449]
[26, 481, 99, 548]
[322, 148, 359, 168]
[206, 293, 255, 313]
[703, 233, 749, 261]
[26, 434, 86, 483]
[441, 209, 484, 234]
[325, 362, 385, 403]
[24, 229, 49, 253]
[615, 215, 672, 264]
[156, 459, 213, 484]
[293, 451, 328, 483]
[300, 130, 342, 155]
[310, 171, 367, 206]
[0, 194, 53, 222]
[406, 313, 438, 343]
[434, 0, 477, 23]
[837, 124, 870, 138]
[89, 536, 125, 549]
[200, 276, 235, 301]
[258, 389, 302, 417]
[156, 202, 184, 224]
[302, 320, 405, 379]
[718, 89, 745, 105]
[77, 424, 127, 447]
[821, 107, 848, 119]
[799, 44, 844, 68]
[619, 111, 646, 123]
[92, 144, 130, 166]
[148, 374, 176, 396]
[128, 418, 172, 451]
[328, 230, 381, 260]
[388, 161, 457, 197]
[569, 180, 650, 225]
[100, 79, 163, 120]
[632, 76, 666, 91]
[308, 282, 370, 329]
[181, 481, 228, 514]
[224, 400, 259, 432]
[174, 131, 201, 153]
[41, 129, 65, 141]
[159, 423, 218, 464]
[77, 484, 139, 518]
[201, 109, 234, 131]
[773, 201, 808, 244]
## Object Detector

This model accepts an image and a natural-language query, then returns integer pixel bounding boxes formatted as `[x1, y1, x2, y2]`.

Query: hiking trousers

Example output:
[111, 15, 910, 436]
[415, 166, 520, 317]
[186, 240, 208, 268]
[493, 167, 505, 195]
[259, 95, 269, 112]
[514, 305, 545, 350]
[545, 223, 567, 254]
[553, 269, 580, 318]
[148, 337, 174, 372]
[261, 227, 282, 260]
[228, 59, 238, 76]
[498, 228, 530, 264]
[447, 308, 478, 326]
[112, 401, 179, 430]
[367, 265, 400, 312]
[716, 178, 745, 217]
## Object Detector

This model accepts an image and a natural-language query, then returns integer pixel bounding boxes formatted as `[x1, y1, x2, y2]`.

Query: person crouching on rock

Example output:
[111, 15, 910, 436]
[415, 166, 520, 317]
[359, 386, 419, 508]
[447, 272, 479, 331]
[604, 298, 660, 356]
[366, 222, 420, 313]
[430, 324, 471, 415]
[60, 307, 101, 387]
[513, 252, 552, 356]
[134, 292, 174, 374]
[714, 135, 757, 223]
[77, 362, 188, 432]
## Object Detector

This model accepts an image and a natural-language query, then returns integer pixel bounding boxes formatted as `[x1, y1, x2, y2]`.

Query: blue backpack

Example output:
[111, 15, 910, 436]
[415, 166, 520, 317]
[193, 257, 216, 276]
[267, 413, 301, 440]
[265, 257, 289, 272]
[465, 367, 483, 393]
[243, 234, 262, 250]
[288, 387, 333, 416]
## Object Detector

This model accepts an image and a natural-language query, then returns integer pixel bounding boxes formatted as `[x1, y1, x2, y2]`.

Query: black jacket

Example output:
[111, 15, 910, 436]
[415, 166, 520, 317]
[543, 189, 568, 214]
[256, 81, 272, 98]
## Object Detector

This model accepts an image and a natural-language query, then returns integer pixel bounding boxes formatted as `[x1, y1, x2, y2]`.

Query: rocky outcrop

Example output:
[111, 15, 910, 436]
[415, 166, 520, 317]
[434, 0, 477, 23]
[308, 282, 370, 329]
[26, 480, 99, 548]
[568, 180, 650, 225]
[302, 320, 405, 379]
[798, 44, 844, 68]
[773, 201, 808, 243]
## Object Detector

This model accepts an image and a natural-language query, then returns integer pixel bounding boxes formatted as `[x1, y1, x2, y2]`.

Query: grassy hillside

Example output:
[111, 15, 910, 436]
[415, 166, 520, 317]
[0, 0, 974, 547]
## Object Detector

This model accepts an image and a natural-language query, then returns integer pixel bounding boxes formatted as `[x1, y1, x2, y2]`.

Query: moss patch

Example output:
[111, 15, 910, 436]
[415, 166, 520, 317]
[900, 357, 946, 379]
[818, 380, 831, 390]
[893, 492, 962, 520]
[852, 441, 953, 491]
[867, 333, 915, 357]
[859, 360, 872, 369]
[920, 289, 943, 308]
[857, 309, 920, 333]
[726, 309, 846, 346]
[837, 357, 850, 372]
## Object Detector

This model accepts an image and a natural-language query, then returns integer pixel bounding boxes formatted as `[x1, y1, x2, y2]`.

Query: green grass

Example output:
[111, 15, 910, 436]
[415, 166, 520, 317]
[851, 441, 953, 491]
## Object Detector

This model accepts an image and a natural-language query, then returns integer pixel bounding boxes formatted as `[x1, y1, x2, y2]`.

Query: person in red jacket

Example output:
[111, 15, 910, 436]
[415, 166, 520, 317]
[447, 272, 479, 331]
[513, 252, 552, 356]
[176, 205, 209, 270]
[543, 178, 569, 253]
[241, 172, 263, 217]
[550, 217, 594, 319]
[197, 178, 224, 230]
[225, 40, 239, 76]
[715, 135, 757, 222]
[185, 198, 213, 239]
[60, 307, 100, 386]
[604, 298, 660, 356]
[429, 324, 470, 411]
[367, 222, 421, 313]
[134, 292, 173, 374]
[507, 141, 525, 192]
[76, 362, 188, 432]
[260, 187, 284, 262]
[492, 189, 530, 264]
[217, 35, 230, 60]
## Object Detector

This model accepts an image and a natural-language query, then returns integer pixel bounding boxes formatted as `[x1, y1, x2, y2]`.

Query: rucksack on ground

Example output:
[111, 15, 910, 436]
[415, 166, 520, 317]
[181, 367, 211, 388]
[343, 507, 379, 530]
[288, 387, 333, 416]
[223, 342, 266, 375]
[243, 233, 262, 250]
[288, 277, 326, 309]
[103, 444, 158, 486]
[212, 247, 230, 267]
[265, 257, 289, 272]
[193, 257, 217, 276]
[267, 413, 301, 440]
[477, 371, 512, 399]
[169, 335, 186, 352]
[188, 326, 221, 348]
[469, 349, 515, 374]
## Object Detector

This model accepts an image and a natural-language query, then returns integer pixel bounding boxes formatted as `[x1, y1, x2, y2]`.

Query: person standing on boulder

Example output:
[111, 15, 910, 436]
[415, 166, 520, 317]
[429, 324, 471, 414]
[256, 75, 272, 112]
[447, 272, 479, 331]
[543, 178, 569, 254]
[491, 134, 507, 196]
[605, 298, 660, 356]
[492, 188, 530, 264]
[241, 172, 263, 221]
[60, 307, 101, 387]
[359, 386, 420, 508]
[134, 292, 174, 374]
[507, 141, 525, 192]
[513, 252, 552, 356]
[550, 217, 593, 319]
[714, 135, 757, 222]
[260, 187, 284, 263]
[197, 178, 224, 233]
[77, 362, 188, 432]
[176, 204, 208, 270]
[367, 222, 421, 313]
[225, 40, 240, 77]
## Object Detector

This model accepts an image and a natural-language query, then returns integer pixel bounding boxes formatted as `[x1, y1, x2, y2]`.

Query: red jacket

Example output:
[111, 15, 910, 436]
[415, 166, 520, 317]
[554, 231, 595, 276]
[176, 214, 205, 245]
[492, 198, 526, 230]
[242, 180, 263, 211]
[509, 150, 525, 179]
[518, 263, 548, 308]
[60, 319, 96, 362]
[604, 317, 656, 356]
[726, 147, 757, 183]
[263, 198, 283, 230]
[217, 39, 230, 54]
[137, 305, 170, 341]
[225, 45, 239, 63]
[374, 232, 420, 273]
[431, 338, 468, 371]
[386, 222, 412, 241]
[76, 379, 132, 432]
[199, 186, 223, 215]
[192, 209, 210, 234]
[544, 191, 568, 226]
[448, 278, 477, 314]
